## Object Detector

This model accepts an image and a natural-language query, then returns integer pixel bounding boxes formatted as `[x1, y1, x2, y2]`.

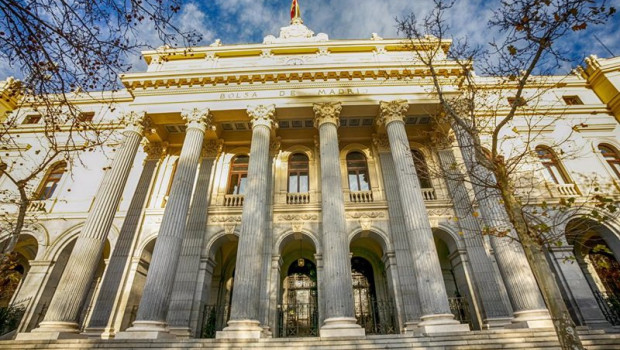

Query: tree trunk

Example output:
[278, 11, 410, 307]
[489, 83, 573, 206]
[495, 164, 583, 350]
[2, 184, 29, 254]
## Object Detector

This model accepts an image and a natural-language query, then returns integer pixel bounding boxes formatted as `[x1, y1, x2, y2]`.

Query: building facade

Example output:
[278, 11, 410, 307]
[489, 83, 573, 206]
[1, 16, 620, 341]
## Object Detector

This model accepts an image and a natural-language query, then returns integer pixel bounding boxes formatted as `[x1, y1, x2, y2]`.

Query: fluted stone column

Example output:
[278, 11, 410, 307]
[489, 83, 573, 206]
[313, 102, 364, 338]
[452, 122, 551, 328]
[84, 143, 163, 337]
[23, 112, 148, 339]
[373, 135, 422, 329]
[435, 143, 513, 328]
[167, 140, 222, 337]
[217, 105, 276, 340]
[119, 108, 213, 339]
[378, 100, 469, 334]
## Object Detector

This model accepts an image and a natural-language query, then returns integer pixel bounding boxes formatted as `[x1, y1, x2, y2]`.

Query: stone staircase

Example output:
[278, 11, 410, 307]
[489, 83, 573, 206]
[1, 329, 619, 350]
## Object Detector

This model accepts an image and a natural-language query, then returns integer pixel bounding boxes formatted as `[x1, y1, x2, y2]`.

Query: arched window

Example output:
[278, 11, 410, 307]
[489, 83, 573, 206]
[411, 149, 432, 188]
[37, 162, 66, 199]
[535, 146, 569, 184]
[288, 153, 309, 193]
[598, 144, 620, 179]
[347, 151, 370, 192]
[227, 155, 249, 195]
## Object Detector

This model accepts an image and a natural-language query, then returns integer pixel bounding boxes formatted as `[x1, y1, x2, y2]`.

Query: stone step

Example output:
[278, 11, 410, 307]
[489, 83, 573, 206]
[2, 330, 619, 350]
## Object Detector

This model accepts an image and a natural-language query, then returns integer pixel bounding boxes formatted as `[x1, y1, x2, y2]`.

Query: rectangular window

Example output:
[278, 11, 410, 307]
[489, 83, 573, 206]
[562, 95, 583, 105]
[23, 114, 41, 124]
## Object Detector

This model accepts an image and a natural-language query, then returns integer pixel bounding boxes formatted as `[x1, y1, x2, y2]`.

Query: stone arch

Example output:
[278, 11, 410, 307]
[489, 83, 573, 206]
[432, 227, 476, 327]
[281, 145, 315, 162]
[348, 226, 391, 254]
[204, 229, 240, 260]
[0, 233, 40, 307]
[276, 229, 321, 256]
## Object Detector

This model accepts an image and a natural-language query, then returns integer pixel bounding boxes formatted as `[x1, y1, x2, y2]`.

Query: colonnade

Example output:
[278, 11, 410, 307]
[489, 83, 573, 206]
[20, 101, 552, 340]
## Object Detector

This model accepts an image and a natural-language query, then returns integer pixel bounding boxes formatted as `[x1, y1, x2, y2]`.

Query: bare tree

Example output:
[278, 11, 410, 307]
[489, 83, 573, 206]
[0, 0, 201, 253]
[398, 1, 616, 349]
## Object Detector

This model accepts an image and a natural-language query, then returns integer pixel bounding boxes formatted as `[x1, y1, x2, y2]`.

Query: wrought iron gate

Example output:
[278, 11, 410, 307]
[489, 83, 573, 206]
[278, 302, 319, 337]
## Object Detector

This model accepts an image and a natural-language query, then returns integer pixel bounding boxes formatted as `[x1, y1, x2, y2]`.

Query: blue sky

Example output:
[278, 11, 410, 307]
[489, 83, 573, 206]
[2, 0, 619, 78]
[128, 0, 620, 74]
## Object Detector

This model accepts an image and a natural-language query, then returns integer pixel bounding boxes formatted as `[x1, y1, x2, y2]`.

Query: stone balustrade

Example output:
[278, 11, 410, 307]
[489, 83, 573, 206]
[349, 191, 374, 203]
[224, 194, 245, 207]
[421, 188, 437, 201]
[287, 192, 310, 204]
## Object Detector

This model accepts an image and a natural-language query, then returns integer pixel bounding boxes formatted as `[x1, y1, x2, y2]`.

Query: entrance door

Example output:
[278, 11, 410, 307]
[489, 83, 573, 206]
[279, 259, 318, 337]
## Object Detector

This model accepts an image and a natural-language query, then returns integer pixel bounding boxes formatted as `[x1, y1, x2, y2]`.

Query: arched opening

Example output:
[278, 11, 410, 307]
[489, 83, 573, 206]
[36, 162, 66, 200]
[567, 218, 620, 325]
[433, 229, 475, 328]
[0, 234, 38, 307]
[349, 232, 397, 334]
[346, 151, 371, 192]
[25, 236, 109, 331]
[598, 143, 620, 180]
[121, 238, 156, 331]
[277, 233, 318, 337]
[200, 234, 238, 338]
[0, 234, 38, 335]
[535, 146, 570, 184]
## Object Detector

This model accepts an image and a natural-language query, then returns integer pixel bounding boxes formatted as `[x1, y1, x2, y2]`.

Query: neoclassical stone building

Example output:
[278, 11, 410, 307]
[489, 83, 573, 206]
[1, 13, 620, 343]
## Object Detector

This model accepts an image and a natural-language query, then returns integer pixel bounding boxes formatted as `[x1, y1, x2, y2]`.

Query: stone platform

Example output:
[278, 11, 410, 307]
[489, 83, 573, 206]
[2, 329, 620, 350]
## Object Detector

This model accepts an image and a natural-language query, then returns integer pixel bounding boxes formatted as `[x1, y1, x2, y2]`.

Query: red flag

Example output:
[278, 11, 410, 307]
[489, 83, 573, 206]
[290, 0, 300, 20]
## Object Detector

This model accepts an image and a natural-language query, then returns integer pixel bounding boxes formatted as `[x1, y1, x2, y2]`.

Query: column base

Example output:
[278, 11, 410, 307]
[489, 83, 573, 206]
[115, 320, 176, 339]
[80, 326, 110, 338]
[506, 309, 554, 329]
[408, 314, 470, 335]
[216, 320, 265, 340]
[319, 317, 365, 338]
[17, 321, 85, 340]
[482, 317, 513, 329]
[168, 327, 192, 339]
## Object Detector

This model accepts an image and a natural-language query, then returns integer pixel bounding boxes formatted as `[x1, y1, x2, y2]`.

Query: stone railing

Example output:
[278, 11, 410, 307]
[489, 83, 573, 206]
[552, 183, 580, 197]
[224, 194, 244, 207]
[349, 191, 374, 203]
[287, 192, 310, 205]
[421, 188, 437, 201]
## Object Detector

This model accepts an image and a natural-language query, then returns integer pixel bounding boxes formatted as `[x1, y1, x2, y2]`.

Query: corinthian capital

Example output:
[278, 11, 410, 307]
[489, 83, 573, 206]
[182, 108, 214, 132]
[313, 102, 342, 128]
[247, 104, 277, 129]
[372, 133, 390, 152]
[122, 111, 149, 135]
[201, 139, 224, 158]
[378, 100, 409, 127]
[143, 142, 165, 160]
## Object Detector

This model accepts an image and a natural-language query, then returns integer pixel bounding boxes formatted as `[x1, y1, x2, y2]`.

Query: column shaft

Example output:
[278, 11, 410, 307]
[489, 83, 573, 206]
[452, 123, 548, 320]
[437, 148, 512, 325]
[227, 125, 271, 322]
[132, 125, 206, 328]
[376, 149, 421, 325]
[167, 155, 216, 336]
[385, 121, 453, 318]
[32, 113, 146, 335]
[318, 121, 356, 320]
[86, 155, 159, 332]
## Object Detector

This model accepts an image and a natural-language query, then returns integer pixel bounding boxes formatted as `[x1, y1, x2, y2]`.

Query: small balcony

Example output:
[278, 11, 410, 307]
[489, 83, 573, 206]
[421, 188, 437, 201]
[224, 194, 244, 207]
[550, 183, 580, 197]
[349, 191, 374, 203]
[287, 192, 310, 205]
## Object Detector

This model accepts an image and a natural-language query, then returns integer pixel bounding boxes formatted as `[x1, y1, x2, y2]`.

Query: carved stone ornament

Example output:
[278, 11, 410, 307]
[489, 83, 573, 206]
[378, 100, 409, 127]
[210, 215, 242, 223]
[182, 108, 214, 132]
[277, 214, 318, 222]
[247, 104, 277, 129]
[359, 219, 373, 231]
[346, 211, 386, 219]
[372, 133, 390, 152]
[270, 137, 282, 154]
[202, 139, 224, 158]
[291, 222, 304, 233]
[143, 142, 164, 160]
[263, 19, 329, 44]
[313, 102, 342, 128]
[122, 111, 148, 135]
[224, 224, 236, 235]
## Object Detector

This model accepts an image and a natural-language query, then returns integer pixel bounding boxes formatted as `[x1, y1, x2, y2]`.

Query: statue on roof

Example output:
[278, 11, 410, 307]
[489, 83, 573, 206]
[263, 0, 328, 44]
